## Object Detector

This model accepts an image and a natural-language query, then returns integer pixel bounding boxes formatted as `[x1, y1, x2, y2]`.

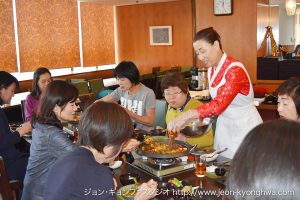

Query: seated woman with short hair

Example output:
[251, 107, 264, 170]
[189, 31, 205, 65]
[227, 119, 300, 200]
[161, 72, 214, 148]
[276, 77, 300, 122]
[44, 102, 158, 200]
[99, 61, 156, 131]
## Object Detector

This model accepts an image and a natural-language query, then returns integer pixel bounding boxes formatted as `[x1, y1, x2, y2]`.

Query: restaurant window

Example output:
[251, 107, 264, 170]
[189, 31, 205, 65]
[0, 0, 18, 72]
[1, 0, 115, 76]
[80, 3, 115, 67]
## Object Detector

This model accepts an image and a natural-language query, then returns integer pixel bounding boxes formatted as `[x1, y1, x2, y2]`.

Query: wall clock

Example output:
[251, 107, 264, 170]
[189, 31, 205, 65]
[214, 0, 233, 16]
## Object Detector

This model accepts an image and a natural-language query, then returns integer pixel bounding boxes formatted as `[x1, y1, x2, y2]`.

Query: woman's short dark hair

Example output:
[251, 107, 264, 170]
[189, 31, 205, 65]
[161, 72, 189, 95]
[276, 77, 300, 116]
[113, 61, 140, 85]
[295, 44, 300, 54]
[193, 27, 222, 50]
[227, 119, 300, 200]
[31, 67, 52, 99]
[0, 71, 19, 105]
[33, 80, 78, 128]
[78, 101, 133, 155]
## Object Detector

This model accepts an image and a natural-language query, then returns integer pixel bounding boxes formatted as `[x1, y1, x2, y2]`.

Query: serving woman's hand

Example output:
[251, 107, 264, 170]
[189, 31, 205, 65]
[167, 109, 199, 132]
[122, 139, 140, 152]
[134, 179, 158, 200]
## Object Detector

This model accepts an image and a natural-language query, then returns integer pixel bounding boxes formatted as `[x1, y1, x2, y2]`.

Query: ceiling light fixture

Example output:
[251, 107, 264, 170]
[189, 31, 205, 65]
[285, 0, 297, 16]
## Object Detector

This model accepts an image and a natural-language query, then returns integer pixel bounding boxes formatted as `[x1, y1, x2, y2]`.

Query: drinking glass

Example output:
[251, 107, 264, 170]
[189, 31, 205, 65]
[194, 156, 206, 177]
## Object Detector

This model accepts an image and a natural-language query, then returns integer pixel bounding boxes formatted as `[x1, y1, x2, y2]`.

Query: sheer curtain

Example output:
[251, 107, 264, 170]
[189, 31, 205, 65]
[295, 7, 300, 46]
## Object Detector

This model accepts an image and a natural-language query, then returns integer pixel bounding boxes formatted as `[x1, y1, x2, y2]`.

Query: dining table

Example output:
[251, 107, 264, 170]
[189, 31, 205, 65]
[112, 155, 230, 200]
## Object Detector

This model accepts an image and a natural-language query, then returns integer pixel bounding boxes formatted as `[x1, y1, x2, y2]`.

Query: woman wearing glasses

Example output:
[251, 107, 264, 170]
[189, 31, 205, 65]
[161, 72, 213, 148]
[168, 27, 262, 159]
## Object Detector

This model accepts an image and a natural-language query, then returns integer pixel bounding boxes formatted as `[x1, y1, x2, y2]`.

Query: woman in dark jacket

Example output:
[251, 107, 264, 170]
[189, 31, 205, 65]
[0, 71, 31, 181]
[44, 102, 157, 200]
[21, 80, 79, 200]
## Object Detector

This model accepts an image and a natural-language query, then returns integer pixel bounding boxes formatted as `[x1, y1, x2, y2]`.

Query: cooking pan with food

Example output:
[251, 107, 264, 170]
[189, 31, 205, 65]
[135, 136, 192, 159]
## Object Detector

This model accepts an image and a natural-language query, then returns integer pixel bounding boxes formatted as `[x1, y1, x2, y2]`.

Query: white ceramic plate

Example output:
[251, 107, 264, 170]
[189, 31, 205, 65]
[109, 160, 123, 169]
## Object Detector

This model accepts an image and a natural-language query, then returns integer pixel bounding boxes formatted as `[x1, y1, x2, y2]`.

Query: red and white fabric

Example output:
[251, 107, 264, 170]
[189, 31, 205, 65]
[197, 53, 262, 158]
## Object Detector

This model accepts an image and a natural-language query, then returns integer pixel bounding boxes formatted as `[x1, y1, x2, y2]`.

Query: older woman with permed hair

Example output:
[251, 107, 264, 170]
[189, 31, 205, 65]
[161, 72, 214, 148]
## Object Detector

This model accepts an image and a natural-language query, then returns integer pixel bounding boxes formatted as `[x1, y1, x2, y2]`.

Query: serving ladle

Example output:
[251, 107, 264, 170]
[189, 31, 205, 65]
[204, 148, 228, 158]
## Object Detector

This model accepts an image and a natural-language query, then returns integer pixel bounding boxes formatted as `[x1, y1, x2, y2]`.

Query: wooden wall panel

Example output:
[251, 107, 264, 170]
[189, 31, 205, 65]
[0, 0, 17, 72]
[115, 0, 194, 75]
[257, 5, 279, 57]
[81, 3, 115, 67]
[16, 0, 80, 72]
[195, 0, 258, 82]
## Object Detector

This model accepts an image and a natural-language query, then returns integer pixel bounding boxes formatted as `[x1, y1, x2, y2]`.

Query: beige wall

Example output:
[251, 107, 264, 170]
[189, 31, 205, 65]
[115, 0, 194, 75]
[195, 0, 258, 82]
[116, 0, 259, 81]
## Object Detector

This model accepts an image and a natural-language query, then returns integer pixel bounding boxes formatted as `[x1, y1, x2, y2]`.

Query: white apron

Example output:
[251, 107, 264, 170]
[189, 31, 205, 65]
[208, 61, 262, 159]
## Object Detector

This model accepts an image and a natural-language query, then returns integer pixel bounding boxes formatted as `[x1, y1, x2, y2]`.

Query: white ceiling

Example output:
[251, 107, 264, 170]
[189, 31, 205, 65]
[78, 0, 300, 6]
[78, 0, 179, 6]
[270, 0, 300, 5]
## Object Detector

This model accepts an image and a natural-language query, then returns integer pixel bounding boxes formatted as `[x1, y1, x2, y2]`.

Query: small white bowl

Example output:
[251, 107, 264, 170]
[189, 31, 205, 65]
[200, 153, 218, 162]
[109, 160, 123, 169]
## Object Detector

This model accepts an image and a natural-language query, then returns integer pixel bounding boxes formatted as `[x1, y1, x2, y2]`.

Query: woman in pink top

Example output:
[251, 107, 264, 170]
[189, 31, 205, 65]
[25, 67, 52, 121]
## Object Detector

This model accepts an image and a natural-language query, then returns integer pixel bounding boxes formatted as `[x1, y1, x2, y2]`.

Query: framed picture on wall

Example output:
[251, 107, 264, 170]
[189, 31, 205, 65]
[149, 26, 172, 46]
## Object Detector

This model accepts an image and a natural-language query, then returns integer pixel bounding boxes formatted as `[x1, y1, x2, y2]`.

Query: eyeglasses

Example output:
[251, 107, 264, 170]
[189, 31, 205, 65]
[163, 90, 183, 97]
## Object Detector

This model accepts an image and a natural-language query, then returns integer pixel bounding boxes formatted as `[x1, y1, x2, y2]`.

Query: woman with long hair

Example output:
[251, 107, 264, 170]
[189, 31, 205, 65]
[25, 67, 52, 121]
[22, 80, 78, 200]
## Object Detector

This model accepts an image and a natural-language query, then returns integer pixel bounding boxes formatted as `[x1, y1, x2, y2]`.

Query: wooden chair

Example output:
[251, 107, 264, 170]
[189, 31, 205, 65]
[140, 73, 155, 91]
[88, 78, 104, 99]
[153, 99, 168, 129]
[154, 75, 165, 99]
[0, 156, 23, 200]
[20, 100, 26, 122]
[152, 66, 161, 74]
[72, 81, 90, 95]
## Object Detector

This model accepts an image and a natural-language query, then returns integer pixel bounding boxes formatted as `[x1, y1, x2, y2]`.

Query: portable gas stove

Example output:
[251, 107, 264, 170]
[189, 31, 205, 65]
[131, 156, 194, 177]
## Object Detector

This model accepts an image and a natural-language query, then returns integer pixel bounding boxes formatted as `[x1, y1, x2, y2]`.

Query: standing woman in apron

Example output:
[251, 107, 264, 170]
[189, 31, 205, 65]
[168, 27, 262, 158]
